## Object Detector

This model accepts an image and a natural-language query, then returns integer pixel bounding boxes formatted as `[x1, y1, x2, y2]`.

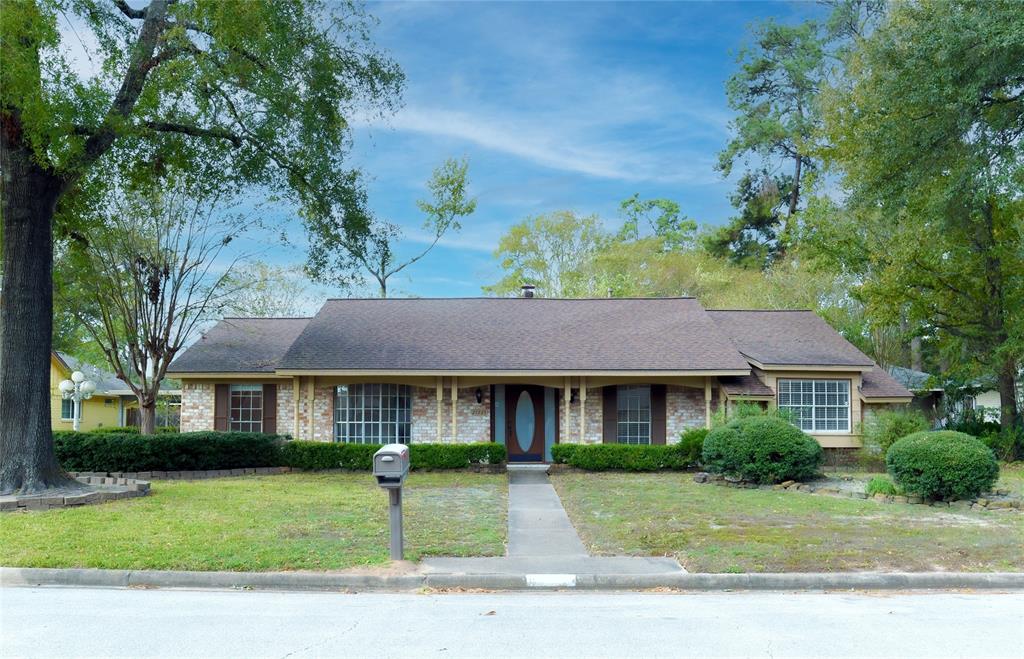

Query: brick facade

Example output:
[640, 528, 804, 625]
[560, 386, 604, 444]
[181, 382, 214, 432]
[180, 378, 717, 448]
[665, 385, 709, 442]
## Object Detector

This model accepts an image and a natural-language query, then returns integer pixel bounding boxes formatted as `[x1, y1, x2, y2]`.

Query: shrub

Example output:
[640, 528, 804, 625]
[865, 476, 901, 497]
[53, 431, 285, 472]
[980, 426, 1024, 462]
[279, 441, 506, 471]
[861, 409, 929, 458]
[886, 431, 999, 501]
[551, 443, 687, 471]
[550, 444, 579, 464]
[701, 416, 823, 484]
[677, 428, 708, 467]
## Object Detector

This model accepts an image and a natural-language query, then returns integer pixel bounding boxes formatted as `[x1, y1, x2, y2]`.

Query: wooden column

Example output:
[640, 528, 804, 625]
[579, 376, 587, 442]
[704, 377, 712, 430]
[436, 376, 443, 442]
[293, 376, 300, 438]
[308, 376, 316, 439]
[450, 376, 458, 442]
[564, 377, 571, 441]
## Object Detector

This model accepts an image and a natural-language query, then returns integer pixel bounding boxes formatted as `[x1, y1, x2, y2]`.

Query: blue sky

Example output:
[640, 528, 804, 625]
[250, 1, 820, 299]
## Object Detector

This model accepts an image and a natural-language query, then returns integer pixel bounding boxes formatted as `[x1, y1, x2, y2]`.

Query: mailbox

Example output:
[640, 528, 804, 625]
[373, 443, 410, 488]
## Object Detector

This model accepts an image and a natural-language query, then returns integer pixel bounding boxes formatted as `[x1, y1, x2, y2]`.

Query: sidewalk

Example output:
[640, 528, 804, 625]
[421, 466, 685, 579]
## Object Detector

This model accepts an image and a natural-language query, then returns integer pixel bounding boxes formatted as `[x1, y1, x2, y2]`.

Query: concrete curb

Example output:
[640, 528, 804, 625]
[3, 567, 1023, 592]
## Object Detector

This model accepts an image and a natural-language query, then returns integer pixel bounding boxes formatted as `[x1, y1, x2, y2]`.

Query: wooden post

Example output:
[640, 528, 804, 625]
[308, 376, 316, 439]
[564, 377, 571, 441]
[450, 376, 458, 442]
[579, 376, 587, 442]
[436, 377, 443, 442]
[293, 376, 300, 438]
[704, 377, 712, 430]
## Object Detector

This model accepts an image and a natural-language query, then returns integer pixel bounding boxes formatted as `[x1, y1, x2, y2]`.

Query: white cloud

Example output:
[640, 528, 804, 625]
[369, 106, 720, 185]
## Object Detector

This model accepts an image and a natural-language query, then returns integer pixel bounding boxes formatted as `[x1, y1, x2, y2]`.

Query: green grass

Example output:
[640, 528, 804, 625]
[0, 472, 506, 571]
[996, 462, 1024, 496]
[552, 472, 1023, 573]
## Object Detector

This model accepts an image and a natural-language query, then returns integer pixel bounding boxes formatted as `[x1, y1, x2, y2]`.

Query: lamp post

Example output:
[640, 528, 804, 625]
[59, 371, 96, 432]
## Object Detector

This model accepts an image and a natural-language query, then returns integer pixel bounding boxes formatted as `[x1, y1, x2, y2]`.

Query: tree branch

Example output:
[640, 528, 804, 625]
[140, 121, 242, 147]
[114, 0, 147, 20]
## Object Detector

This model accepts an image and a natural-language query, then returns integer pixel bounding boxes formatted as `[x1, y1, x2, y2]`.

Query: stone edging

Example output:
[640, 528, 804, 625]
[0, 476, 151, 513]
[2, 567, 1023, 592]
[693, 472, 1023, 511]
[66, 463, 505, 482]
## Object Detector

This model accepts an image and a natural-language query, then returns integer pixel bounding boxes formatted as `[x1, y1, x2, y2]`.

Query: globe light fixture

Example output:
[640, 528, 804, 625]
[60, 372, 96, 432]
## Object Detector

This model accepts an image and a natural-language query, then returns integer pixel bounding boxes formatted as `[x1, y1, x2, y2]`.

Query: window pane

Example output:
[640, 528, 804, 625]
[334, 384, 412, 444]
[616, 385, 651, 445]
[777, 379, 849, 433]
[229, 384, 262, 432]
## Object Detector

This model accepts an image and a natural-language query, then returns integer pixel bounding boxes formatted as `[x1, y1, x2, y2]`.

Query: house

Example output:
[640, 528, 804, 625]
[887, 365, 1003, 423]
[166, 296, 913, 461]
[50, 351, 182, 431]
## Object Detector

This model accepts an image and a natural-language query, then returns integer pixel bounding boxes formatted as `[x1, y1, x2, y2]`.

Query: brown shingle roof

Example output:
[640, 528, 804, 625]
[861, 366, 914, 400]
[719, 373, 774, 397]
[278, 298, 752, 372]
[707, 310, 876, 368]
[169, 318, 311, 373]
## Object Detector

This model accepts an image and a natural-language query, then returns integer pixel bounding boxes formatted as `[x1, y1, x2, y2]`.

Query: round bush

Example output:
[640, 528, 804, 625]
[886, 431, 998, 501]
[701, 416, 823, 484]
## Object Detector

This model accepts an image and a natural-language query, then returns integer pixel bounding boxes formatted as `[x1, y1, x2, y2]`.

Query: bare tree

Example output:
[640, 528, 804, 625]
[61, 181, 251, 434]
[221, 261, 321, 317]
[307, 158, 476, 297]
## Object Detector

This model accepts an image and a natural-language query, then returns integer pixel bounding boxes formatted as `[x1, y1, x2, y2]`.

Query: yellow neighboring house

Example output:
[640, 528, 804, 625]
[50, 351, 181, 431]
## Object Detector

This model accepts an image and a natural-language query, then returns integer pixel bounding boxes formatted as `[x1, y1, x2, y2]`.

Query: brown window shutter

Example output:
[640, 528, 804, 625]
[651, 384, 667, 445]
[214, 384, 229, 431]
[602, 386, 617, 444]
[262, 384, 277, 434]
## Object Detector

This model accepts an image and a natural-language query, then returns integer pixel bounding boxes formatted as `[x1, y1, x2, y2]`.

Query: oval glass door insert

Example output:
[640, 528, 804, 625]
[515, 391, 536, 452]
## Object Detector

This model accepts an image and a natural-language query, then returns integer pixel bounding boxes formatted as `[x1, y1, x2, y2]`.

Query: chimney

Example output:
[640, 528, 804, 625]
[521, 284, 536, 298]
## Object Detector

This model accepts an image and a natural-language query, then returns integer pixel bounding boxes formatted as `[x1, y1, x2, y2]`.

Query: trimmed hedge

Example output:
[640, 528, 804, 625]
[279, 441, 506, 471]
[53, 431, 285, 472]
[701, 416, 823, 484]
[886, 431, 999, 501]
[550, 443, 690, 471]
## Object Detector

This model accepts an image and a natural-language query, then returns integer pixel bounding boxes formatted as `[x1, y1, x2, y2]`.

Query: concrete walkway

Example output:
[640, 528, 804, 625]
[423, 466, 684, 577]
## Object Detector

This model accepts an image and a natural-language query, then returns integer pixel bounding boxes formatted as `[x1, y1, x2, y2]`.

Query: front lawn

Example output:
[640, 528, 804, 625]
[0, 472, 506, 571]
[552, 472, 1023, 573]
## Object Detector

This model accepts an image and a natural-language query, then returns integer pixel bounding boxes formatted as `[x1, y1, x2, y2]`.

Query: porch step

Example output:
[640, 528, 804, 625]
[506, 463, 550, 474]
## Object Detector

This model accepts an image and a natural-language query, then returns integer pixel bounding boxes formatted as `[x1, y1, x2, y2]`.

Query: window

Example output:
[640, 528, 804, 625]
[777, 380, 850, 432]
[617, 385, 651, 445]
[60, 398, 76, 421]
[334, 384, 411, 444]
[229, 384, 263, 432]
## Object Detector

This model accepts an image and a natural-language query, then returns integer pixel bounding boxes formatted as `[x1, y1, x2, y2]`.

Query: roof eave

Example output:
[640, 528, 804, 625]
[273, 368, 753, 377]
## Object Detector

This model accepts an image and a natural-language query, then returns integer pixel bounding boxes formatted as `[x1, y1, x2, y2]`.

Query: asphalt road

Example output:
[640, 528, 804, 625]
[1, 587, 1022, 658]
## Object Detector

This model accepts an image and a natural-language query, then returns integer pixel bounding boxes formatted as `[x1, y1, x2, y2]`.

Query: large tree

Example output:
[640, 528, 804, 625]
[715, 19, 825, 258]
[306, 158, 475, 297]
[483, 210, 607, 298]
[811, 0, 1024, 427]
[0, 0, 402, 493]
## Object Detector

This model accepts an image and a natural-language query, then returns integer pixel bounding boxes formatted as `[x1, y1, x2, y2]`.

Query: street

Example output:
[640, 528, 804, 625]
[1, 587, 1021, 658]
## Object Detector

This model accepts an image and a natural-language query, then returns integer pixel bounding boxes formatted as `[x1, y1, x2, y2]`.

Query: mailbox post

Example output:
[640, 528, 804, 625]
[372, 444, 410, 561]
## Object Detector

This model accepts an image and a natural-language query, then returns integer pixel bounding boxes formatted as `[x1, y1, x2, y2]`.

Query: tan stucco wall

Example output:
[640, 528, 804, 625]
[757, 369, 864, 448]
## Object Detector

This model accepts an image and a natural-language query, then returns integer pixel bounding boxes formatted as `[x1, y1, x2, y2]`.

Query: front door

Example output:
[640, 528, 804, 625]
[505, 385, 545, 462]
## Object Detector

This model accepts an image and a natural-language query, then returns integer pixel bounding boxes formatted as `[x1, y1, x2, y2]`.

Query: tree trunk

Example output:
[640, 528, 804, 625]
[139, 396, 157, 435]
[0, 123, 78, 494]
[910, 336, 922, 372]
[997, 358, 1019, 429]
